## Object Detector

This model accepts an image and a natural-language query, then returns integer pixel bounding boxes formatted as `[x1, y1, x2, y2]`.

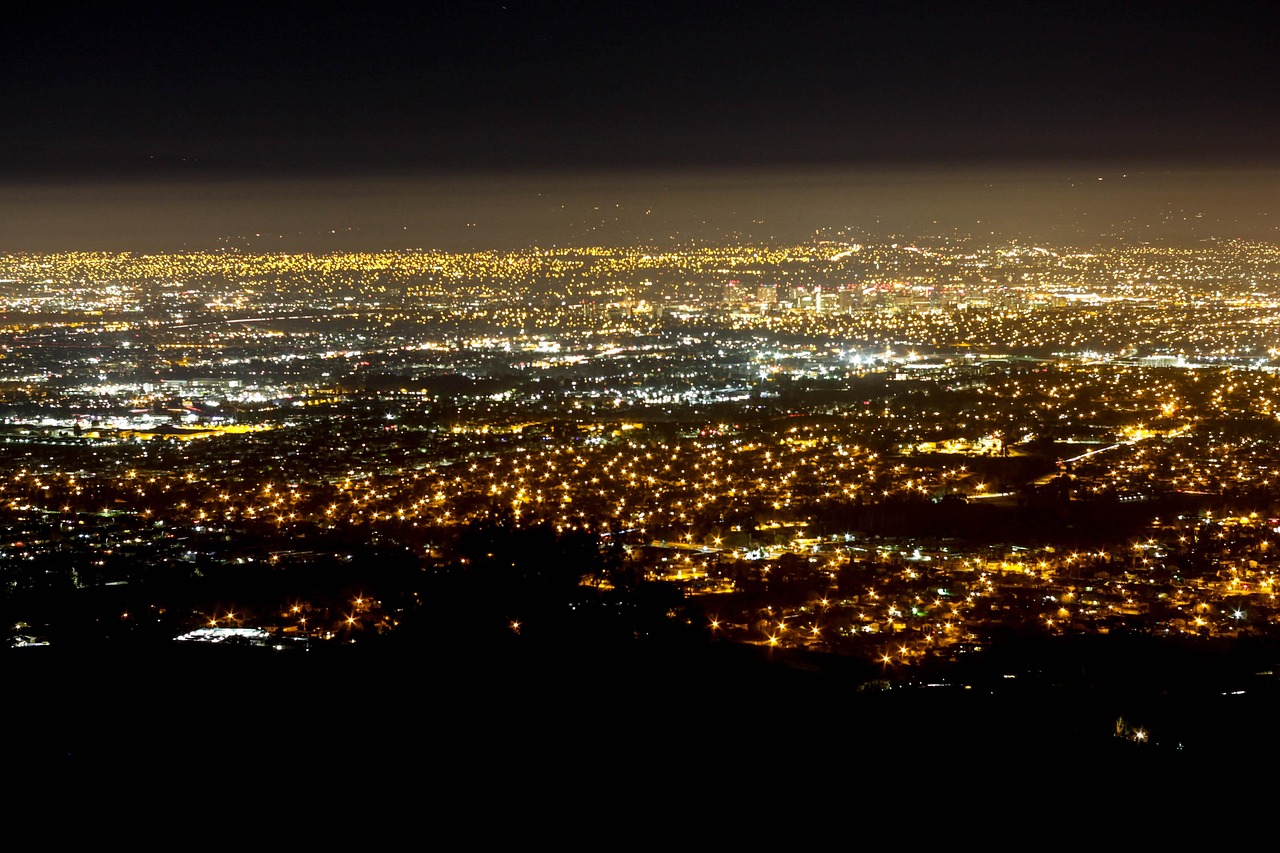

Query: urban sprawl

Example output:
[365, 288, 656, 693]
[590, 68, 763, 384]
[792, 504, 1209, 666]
[5, 239, 1280, 676]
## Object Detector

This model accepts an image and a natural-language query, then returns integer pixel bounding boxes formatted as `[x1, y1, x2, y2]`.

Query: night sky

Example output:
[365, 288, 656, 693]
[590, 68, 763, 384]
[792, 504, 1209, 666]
[3, 1, 1278, 249]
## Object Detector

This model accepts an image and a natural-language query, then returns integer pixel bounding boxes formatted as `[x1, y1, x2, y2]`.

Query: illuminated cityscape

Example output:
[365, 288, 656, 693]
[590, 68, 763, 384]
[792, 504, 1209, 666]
[9, 238, 1280, 752]
[7, 1, 1280, 776]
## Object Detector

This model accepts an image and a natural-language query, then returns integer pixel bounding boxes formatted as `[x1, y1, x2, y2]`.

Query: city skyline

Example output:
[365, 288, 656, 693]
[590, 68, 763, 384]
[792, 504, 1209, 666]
[9, 1, 1280, 771]
[9, 233, 1280, 764]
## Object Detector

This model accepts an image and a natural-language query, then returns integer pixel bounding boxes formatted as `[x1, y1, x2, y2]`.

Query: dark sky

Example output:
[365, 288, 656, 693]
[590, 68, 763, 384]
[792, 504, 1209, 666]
[3, 1, 1278, 251]
[5, 0, 1278, 179]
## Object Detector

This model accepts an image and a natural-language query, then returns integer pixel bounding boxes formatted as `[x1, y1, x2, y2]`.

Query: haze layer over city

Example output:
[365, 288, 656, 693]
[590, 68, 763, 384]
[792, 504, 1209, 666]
[6, 1, 1280, 774]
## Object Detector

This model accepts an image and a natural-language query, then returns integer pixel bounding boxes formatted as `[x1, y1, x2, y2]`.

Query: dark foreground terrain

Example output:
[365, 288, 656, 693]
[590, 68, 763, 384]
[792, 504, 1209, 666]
[11, 631, 1280, 789]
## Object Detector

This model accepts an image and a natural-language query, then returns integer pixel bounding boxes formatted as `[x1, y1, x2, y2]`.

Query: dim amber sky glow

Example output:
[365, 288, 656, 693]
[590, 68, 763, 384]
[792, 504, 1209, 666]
[2, 167, 1278, 253]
